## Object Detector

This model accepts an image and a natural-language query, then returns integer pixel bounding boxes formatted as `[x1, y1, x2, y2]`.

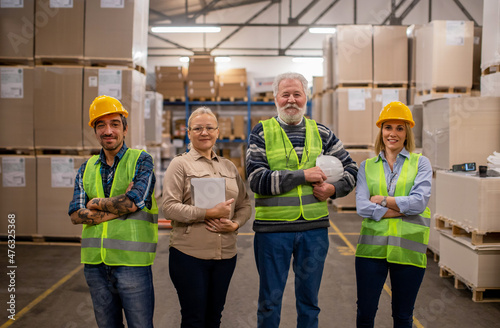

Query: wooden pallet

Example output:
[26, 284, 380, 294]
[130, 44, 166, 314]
[164, 96, 186, 102]
[439, 266, 500, 302]
[190, 97, 216, 102]
[435, 216, 500, 245]
[0, 148, 35, 155]
[374, 82, 408, 88]
[216, 96, 248, 102]
[35, 56, 84, 66]
[417, 86, 471, 96]
[482, 64, 500, 76]
[0, 57, 34, 66]
[218, 134, 246, 141]
[252, 96, 274, 102]
[83, 58, 146, 75]
[35, 148, 88, 156]
[426, 247, 440, 263]
[335, 82, 373, 89]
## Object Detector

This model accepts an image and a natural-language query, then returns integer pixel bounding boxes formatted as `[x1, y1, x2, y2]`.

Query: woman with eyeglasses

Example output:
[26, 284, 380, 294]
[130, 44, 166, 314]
[162, 106, 251, 328]
[355, 101, 432, 328]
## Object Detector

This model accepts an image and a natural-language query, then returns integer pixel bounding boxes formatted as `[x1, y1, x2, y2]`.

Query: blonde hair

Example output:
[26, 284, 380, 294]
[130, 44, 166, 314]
[375, 121, 415, 154]
[187, 106, 218, 150]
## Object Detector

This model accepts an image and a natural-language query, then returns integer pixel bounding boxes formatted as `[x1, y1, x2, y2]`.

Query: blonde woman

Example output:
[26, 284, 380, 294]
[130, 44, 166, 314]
[355, 101, 432, 328]
[162, 107, 251, 327]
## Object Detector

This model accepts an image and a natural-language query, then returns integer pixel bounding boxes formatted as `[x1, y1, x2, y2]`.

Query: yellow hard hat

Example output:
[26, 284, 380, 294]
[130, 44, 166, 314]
[376, 101, 415, 128]
[88, 95, 128, 127]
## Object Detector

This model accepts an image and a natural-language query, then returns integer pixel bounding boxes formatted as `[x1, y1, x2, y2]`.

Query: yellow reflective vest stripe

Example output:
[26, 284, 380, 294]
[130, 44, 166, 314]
[81, 149, 158, 266]
[355, 152, 431, 268]
[254, 117, 329, 221]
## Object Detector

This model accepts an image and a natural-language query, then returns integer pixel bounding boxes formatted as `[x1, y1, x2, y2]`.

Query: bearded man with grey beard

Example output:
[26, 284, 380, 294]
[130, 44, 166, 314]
[246, 72, 358, 328]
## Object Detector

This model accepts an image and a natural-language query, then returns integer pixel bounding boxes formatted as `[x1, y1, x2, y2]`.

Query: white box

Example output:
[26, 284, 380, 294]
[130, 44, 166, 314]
[439, 229, 500, 288]
[144, 91, 164, 145]
[320, 90, 334, 130]
[252, 77, 274, 94]
[334, 88, 373, 147]
[422, 97, 500, 170]
[481, 72, 500, 97]
[436, 170, 500, 233]
[428, 173, 439, 253]
[481, 0, 500, 71]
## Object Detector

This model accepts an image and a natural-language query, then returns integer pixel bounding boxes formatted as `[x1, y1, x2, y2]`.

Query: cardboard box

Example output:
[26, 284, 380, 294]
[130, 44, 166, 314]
[83, 67, 146, 150]
[34, 66, 83, 149]
[85, 0, 149, 69]
[188, 80, 216, 88]
[0, 67, 34, 149]
[439, 229, 500, 288]
[174, 119, 186, 138]
[144, 91, 163, 145]
[373, 26, 408, 84]
[332, 25, 373, 87]
[428, 173, 439, 253]
[312, 94, 322, 123]
[481, 0, 500, 71]
[233, 115, 245, 138]
[422, 97, 500, 170]
[218, 117, 232, 138]
[436, 171, 500, 232]
[323, 35, 334, 91]
[414, 91, 469, 106]
[481, 72, 500, 97]
[0, 1, 34, 59]
[333, 149, 376, 208]
[409, 104, 423, 148]
[320, 90, 334, 130]
[37, 155, 88, 238]
[219, 68, 247, 84]
[188, 87, 216, 99]
[188, 65, 216, 74]
[371, 88, 407, 143]
[157, 87, 185, 99]
[0, 156, 37, 235]
[312, 76, 324, 96]
[333, 88, 373, 147]
[163, 110, 172, 136]
[156, 81, 185, 90]
[252, 77, 274, 94]
[218, 82, 247, 98]
[35, 0, 84, 60]
[407, 25, 421, 86]
[186, 72, 217, 81]
[189, 56, 214, 65]
[416, 21, 474, 91]
[155, 66, 187, 80]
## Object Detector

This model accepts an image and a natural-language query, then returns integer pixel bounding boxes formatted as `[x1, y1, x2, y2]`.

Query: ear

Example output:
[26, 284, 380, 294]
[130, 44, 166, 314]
[123, 124, 128, 136]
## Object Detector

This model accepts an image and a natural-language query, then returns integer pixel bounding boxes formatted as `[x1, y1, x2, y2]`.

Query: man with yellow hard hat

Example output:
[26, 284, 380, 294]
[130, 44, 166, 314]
[68, 95, 158, 328]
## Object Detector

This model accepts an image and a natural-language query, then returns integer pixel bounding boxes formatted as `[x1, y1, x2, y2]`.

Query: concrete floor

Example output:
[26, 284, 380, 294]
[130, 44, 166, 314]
[2, 209, 500, 328]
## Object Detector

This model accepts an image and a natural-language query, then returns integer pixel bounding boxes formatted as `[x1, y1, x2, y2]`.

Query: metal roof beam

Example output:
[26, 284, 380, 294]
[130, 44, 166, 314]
[381, 0, 407, 25]
[452, 0, 478, 26]
[288, 0, 320, 25]
[283, 0, 342, 53]
[148, 32, 195, 53]
[398, 0, 421, 22]
[190, 0, 223, 22]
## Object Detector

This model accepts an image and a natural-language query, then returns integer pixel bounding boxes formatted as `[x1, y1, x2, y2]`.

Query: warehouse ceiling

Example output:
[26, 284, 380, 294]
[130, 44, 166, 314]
[147, 0, 479, 58]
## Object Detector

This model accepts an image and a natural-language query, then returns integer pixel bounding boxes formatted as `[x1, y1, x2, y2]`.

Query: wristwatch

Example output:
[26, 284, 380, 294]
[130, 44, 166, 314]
[380, 196, 387, 207]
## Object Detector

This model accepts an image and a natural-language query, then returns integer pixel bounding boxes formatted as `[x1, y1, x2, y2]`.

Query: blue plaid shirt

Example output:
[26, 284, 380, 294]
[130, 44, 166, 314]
[68, 143, 156, 215]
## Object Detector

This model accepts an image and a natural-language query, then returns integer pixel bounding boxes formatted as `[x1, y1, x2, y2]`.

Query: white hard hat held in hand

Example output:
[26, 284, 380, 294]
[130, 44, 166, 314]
[316, 155, 344, 184]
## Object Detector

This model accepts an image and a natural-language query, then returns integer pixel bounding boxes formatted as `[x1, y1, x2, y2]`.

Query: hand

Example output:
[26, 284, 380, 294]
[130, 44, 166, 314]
[126, 182, 134, 193]
[205, 218, 239, 233]
[210, 198, 235, 219]
[86, 198, 101, 210]
[370, 195, 384, 205]
[304, 166, 327, 184]
[312, 182, 336, 201]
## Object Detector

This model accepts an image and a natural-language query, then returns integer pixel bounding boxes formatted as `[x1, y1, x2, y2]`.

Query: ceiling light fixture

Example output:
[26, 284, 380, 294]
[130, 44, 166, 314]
[151, 26, 221, 33]
[308, 27, 336, 34]
[179, 57, 190, 63]
[292, 57, 324, 63]
[215, 57, 231, 63]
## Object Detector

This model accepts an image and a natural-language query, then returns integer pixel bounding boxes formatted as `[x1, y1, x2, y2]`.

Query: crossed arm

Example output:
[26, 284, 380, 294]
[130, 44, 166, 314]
[71, 183, 138, 225]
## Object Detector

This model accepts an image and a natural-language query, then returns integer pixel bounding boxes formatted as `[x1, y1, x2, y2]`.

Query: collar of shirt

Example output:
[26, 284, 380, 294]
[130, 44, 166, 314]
[188, 147, 220, 162]
[96, 142, 128, 168]
[276, 115, 305, 127]
[375, 147, 410, 163]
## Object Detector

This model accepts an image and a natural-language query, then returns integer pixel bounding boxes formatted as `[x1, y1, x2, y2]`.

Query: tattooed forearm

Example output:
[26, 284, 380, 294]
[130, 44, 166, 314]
[70, 209, 118, 225]
[88, 195, 138, 216]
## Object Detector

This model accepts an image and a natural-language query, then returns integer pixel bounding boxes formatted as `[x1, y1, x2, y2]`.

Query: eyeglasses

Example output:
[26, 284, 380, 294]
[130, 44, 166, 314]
[189, 126, 218, 134]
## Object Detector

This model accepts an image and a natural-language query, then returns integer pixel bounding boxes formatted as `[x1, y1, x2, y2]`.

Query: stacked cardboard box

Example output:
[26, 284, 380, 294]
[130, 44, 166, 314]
[156, 66, 186, 100]
[233, 115, 246, 140]
[84, 0, 149, 69]
[252, 77, 274, 96]
[0, 67, 34, 149]
[422, 97, 500, 170]
[331, 25, 373, 88]
[0, 156, 37, 236]
[312, 94, 322, 123]
[409, 104, 423, 148]
[333, 88, 373, 147]
[0, 1, 35, 62]
[36, 155, 88, 238]
[322, 35, 335, 91]
[35, 0, 85, 63]
[187, 56, 216, 99]
[34, 66, 84, 150]
[320, 90, 334, 130]
[218, 117, 232, 139]
[436, 171, 500, 291]
[163, 110, 172, 137]
[144, 91, 164, 146]
[373, 26, 408, 85]
[83, 67, 146, 150]
[218, 68, 247, 99]
[416, 20, 474, 93]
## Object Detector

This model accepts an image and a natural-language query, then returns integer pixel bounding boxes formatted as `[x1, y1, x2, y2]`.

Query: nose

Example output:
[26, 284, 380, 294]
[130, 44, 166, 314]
[200, 127, 209, 135]
[288, 95, 296, 103]
[103, 124, 113, 135]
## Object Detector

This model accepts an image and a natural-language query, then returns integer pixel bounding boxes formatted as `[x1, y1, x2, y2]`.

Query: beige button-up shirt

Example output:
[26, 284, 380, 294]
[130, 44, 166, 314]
[162, 148, 251, 260]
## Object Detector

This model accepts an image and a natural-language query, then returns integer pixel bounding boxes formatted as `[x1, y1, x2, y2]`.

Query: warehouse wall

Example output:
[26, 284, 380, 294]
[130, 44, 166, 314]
[147, 0, 482, 83]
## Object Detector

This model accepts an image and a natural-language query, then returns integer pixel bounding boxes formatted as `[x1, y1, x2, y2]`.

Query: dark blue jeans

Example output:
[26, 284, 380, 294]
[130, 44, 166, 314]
[169, 247, 237, 328]
[254, 228, 329, 328]
[355, 257, 425, 328]
[83, 264, 154, 328]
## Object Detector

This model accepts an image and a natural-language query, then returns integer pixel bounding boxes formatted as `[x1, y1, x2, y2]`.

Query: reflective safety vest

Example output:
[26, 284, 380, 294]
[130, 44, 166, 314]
[81, 149, 158, 266]
[254, 117, 329, 221]
[355, 152, 431, 268]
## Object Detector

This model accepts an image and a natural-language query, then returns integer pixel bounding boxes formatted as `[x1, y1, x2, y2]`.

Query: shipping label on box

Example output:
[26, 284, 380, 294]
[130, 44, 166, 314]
[1, 67, 23, 99]
[99, 69, 122, 99]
